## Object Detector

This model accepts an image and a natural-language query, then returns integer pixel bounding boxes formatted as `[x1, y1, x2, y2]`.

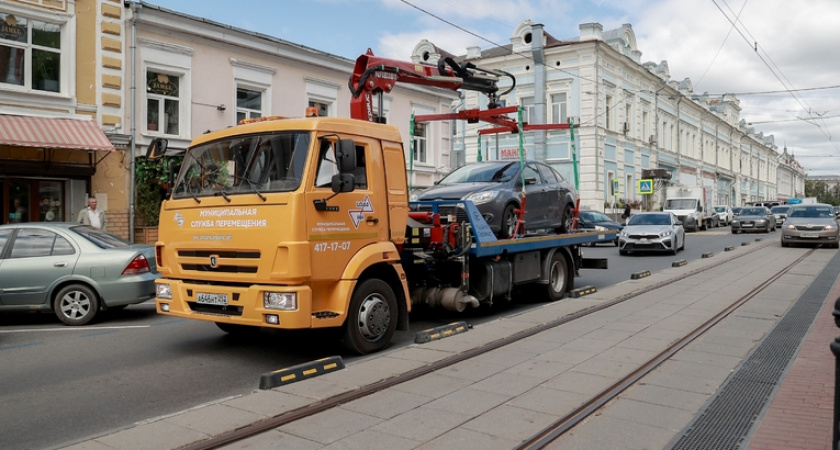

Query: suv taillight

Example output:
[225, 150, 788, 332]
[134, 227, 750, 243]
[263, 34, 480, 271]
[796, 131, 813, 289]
[122, 254, 150, 275]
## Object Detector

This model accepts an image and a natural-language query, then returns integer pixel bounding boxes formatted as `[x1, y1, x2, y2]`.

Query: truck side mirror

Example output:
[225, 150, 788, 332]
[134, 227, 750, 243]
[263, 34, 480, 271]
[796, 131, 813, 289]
[332, 173, 356, 193]
[145, 138, 168, 161]
[698, 205, 703, 212]
[335, 139, 357, 173]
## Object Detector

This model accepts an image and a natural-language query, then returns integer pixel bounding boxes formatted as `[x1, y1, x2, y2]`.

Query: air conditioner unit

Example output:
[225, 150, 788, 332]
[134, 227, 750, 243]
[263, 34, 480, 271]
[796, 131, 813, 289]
[648, 135, 657, 145]
[623, 122, 630, 133]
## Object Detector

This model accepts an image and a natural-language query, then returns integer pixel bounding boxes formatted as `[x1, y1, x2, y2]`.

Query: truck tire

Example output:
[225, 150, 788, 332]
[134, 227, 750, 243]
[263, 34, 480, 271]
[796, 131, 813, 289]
[54, 284, 99, 326]
[535, 251, 569, 301]
[341, 279, 398, 355]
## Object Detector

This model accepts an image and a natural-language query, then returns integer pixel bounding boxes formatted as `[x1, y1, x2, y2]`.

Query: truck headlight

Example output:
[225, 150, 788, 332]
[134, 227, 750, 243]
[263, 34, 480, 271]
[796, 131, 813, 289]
[264, 292, 297, 310]
[156, 283, 172, 300]
[466, 191, 498, 205]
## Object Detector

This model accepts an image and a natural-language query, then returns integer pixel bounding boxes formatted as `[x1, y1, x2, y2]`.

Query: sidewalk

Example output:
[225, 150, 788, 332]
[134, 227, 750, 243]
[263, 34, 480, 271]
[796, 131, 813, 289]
[63, 242, 840, 449]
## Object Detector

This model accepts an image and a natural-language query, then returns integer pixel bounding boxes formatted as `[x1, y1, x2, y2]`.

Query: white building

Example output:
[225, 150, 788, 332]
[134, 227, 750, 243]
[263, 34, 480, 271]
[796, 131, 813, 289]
[412, 21, 792, 210]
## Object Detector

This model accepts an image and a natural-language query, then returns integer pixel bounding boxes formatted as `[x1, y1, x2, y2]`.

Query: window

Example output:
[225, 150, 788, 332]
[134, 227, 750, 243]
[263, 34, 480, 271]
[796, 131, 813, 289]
[605, 94, 613, 130]
[236, 87, 262, 123]
[519, 97, 534, 124]
[146, 70, 180, 135]
[308, 100, 329, 117]
[9, 228, 74, 258]
[550, 93, 567, 124]
[412, 122, 427, 164]
[0, 13, 62, 92]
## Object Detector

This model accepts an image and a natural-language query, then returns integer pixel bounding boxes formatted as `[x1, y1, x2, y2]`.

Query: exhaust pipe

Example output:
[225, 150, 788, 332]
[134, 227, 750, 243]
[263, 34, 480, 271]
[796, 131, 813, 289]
[410, 286, 479, 312]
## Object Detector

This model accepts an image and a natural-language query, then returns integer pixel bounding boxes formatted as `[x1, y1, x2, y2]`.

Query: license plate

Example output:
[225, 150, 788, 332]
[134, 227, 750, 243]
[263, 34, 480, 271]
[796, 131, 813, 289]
[802, 232, 819, 238]
[742, 223, 753, 227]
[196, 293, 228, 305]
[638, 238, 650, 244]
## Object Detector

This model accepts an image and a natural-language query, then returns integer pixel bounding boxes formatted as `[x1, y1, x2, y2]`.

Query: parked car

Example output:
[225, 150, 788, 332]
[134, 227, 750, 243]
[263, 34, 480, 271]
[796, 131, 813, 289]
[731, 206, 776, 234]
[770, 205, 791, 225]
[577, 210, 623, 246]
[713, 205, 734, 226]
[0, 223, 159, 325]
[618, 212, 685, 255]
[781, 203, 840, 248]
[414, 160, 577, 238]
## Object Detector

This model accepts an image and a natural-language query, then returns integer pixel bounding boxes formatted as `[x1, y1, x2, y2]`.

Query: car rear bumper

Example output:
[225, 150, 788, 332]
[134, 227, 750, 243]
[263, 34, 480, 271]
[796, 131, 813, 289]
[98, 273, 160, 307]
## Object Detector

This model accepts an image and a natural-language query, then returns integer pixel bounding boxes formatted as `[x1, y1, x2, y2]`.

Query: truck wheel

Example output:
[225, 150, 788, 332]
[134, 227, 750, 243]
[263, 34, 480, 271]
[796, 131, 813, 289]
[499, 204, 518, 239]
[54, 284, 99, 326]
[542, 251, 570, 301]
[341, 279, 398, 355]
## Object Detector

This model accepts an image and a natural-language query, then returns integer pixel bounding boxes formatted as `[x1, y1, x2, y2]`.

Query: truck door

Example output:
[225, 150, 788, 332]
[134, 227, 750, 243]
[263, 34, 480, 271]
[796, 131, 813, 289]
[304, 136, 387, 281]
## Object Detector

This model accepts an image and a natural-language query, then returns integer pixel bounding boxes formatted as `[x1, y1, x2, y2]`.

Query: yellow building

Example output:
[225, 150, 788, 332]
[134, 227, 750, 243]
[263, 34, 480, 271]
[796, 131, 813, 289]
[0, 0, 131, 237]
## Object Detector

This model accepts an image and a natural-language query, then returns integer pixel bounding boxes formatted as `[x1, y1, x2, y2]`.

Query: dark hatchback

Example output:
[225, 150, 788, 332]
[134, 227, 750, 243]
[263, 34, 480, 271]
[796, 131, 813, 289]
[577, 210, 623, 246]
[414, 160, 577, 238]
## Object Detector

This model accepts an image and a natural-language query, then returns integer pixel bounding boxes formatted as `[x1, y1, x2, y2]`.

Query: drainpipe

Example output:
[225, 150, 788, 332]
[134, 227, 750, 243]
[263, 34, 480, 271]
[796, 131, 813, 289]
[127, 1, 141, 243]
[531, 23, 546, 161]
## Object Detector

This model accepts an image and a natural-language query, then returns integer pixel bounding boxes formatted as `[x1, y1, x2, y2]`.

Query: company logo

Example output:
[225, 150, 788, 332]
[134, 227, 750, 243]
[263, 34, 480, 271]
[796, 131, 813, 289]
[174, 211, 184, 228]
[349, 195, 374, 228]
[209, 255, 218, 268]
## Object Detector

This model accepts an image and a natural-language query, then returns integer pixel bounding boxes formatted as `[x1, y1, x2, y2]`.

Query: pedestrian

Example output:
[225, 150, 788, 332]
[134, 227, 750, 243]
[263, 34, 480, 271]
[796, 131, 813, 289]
[78, 195, 107, 230]
[622, 202, 631, 225]
[10, 198, 25, 223]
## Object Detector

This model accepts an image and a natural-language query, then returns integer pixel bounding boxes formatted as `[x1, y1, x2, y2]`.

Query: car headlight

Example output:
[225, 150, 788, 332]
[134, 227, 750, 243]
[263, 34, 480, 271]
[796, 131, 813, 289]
[827, 224, 837, 231]
[409, 193, 418, 201]
[785, 224, 795, 230]
[620, 230, 629, 237]
[593, 225, 607, 231]
[156, 283, 172, 300]
[466, 191, 498, 205]
[732, 220, 739, 226]
[264, 292, 297, 310]
[659, 230, 673, 237]
[756, 219, 766, 224]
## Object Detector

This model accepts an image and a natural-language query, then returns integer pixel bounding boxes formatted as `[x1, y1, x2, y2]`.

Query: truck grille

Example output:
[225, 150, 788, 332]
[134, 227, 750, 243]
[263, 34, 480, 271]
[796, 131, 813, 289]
[178, 250, 260, 274]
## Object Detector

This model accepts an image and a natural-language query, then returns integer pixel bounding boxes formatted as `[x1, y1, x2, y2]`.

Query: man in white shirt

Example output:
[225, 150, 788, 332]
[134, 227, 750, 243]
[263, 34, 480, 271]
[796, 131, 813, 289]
[77, 196, 107, 231]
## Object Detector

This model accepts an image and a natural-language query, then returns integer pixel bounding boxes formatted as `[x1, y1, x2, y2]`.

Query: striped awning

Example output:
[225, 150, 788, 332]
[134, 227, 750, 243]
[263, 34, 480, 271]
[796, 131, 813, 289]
[0, 115, 115, 151]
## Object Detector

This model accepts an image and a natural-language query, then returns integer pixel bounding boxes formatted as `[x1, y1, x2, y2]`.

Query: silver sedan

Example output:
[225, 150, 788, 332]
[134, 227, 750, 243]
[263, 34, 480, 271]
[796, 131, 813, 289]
[618, 212, 685, 255]
[781, 204, 840, 248]
[0, 223, 159, 325]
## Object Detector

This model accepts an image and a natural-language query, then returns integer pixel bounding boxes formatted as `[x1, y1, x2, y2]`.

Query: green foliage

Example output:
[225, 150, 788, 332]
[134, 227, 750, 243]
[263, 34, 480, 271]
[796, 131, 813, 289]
[135, 155, 182, 226]
[805, 180, 840, 205]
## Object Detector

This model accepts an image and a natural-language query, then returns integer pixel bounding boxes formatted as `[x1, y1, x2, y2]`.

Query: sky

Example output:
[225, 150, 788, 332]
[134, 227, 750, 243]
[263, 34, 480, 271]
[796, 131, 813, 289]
[147, 0, 840, 177]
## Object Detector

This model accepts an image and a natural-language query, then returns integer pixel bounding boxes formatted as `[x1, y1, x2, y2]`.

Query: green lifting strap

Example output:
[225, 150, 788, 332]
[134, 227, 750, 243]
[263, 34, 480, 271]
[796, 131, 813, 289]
[517, 106, 526, 188]
[570, 117, 579, 191]
[409, 113, 415, 192]
[477, 134, 482, 162]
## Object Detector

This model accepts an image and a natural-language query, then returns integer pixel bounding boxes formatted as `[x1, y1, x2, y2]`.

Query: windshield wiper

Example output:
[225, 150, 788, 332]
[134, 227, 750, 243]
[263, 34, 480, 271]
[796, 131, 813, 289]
[232, 174, 267, 201]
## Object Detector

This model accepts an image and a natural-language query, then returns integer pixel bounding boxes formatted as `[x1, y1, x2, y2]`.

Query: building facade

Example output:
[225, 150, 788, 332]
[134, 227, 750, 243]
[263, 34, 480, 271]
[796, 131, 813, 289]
[411, 21, 793, 211]
[0, 0, 130, 233]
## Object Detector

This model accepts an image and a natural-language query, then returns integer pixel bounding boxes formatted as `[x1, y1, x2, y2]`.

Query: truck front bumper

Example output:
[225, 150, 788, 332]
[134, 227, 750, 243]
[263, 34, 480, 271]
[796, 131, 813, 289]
[154, 279, 319, 329]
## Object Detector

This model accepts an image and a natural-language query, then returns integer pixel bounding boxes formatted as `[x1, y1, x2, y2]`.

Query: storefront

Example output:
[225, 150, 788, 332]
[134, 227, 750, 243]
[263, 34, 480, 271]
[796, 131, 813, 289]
[0, 114, 114, 225]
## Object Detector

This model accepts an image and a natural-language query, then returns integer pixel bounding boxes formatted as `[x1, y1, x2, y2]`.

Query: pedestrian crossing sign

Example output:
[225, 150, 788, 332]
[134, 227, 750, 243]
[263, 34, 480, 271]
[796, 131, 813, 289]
[638, 179, 653, 194]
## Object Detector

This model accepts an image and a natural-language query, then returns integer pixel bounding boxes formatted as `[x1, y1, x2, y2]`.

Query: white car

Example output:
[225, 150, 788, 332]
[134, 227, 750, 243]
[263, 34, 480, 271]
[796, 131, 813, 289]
[713, 205, 733, 226]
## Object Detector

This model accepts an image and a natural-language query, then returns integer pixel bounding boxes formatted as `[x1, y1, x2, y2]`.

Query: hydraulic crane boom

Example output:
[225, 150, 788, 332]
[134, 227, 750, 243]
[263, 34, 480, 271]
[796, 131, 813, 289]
[349, 49, 516, 127]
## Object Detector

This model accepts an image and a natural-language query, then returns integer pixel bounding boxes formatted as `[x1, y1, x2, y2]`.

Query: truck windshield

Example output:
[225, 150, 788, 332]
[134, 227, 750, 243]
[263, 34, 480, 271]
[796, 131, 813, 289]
[173, 132, 311, 199]
[664, 199, 696, 209]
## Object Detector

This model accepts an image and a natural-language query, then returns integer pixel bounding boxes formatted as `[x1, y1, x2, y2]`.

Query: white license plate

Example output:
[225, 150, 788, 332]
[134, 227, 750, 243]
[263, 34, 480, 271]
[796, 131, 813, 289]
[638, 238, 650, 244]
[802, 232, 819, 238]
[742, 224, 753, 227]
[196, 293, 228, 305]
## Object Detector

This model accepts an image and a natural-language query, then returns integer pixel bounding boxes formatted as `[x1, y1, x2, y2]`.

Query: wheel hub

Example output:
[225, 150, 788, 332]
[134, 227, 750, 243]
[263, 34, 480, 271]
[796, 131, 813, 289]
[358, 294, 390, 340]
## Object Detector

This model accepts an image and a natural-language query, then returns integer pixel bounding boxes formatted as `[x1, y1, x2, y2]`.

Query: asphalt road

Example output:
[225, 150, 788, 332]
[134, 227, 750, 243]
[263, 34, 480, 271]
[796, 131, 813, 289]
[0, 225, 776, 450]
